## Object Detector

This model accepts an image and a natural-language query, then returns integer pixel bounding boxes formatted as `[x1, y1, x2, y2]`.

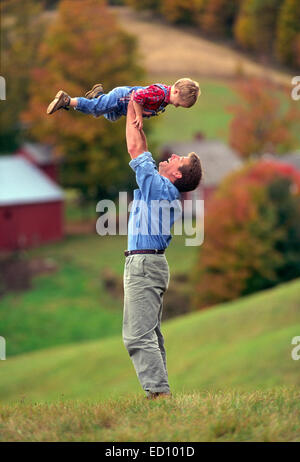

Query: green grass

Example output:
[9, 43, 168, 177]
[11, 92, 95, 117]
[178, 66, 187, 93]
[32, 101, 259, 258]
[65, 200, 96, 223]
[0, 233, 197, 356]
[147, 77, 236, 146]
[1, 277, 299, 405]
[1, 389, 299, 442]
[145, 76, 300, 150]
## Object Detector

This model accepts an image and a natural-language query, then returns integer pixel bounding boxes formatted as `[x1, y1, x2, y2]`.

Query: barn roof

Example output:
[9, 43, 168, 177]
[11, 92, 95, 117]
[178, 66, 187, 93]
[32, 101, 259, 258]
[161, 139, 243, 187]
[0, 156, 64, 206]
[16, 142, 58, 165]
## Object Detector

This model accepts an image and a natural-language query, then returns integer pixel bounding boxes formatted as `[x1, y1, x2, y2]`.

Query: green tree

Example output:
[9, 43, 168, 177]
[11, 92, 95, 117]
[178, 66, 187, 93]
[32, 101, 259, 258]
[234, 0, 283, 55]
[276, 0, 300, 68]
[192, 161, 300, 309]
[23, 0, 143, 201]
[0, 0, 46, 152]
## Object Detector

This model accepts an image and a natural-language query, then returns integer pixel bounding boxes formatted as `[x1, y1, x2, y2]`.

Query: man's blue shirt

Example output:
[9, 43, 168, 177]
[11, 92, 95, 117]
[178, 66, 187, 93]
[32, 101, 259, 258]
[128, 151, 182, 251]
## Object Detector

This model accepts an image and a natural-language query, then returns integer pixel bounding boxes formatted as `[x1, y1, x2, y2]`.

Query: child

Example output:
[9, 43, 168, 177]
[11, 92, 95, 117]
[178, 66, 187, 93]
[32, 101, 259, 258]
[47, 78, 200, 129]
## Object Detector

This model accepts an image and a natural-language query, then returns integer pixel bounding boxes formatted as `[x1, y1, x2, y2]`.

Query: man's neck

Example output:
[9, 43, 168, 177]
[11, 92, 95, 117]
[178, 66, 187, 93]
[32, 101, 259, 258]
[159, 172, 174, 184]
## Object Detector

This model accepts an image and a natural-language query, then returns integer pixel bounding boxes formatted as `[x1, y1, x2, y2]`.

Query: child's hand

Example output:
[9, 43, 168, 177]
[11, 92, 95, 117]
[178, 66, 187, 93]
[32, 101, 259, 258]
[142, 109, 153, 117]
[132, 115, 143, 130]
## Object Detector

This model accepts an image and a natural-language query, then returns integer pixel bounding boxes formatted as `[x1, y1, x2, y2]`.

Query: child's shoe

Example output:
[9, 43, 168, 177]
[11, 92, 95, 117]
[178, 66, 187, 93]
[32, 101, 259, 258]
[47, 90, 71, 114]
[85, 83, 104, 99]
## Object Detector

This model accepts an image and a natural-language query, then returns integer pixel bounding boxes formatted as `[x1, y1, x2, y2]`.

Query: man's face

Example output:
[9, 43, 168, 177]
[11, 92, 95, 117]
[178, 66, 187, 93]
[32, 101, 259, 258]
[159, 154, 190, 180]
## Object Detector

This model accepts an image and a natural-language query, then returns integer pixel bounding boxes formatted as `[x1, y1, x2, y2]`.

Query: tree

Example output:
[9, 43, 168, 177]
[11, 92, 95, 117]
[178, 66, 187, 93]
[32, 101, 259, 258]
[228, 78, 300, 159]
[160, 0, 198, 25]
[192, 160, 300, 309]
[197, 0, 241, 38]
[23, 0, 143, 201]
[126, 0, 161, 12]
[276, 0, 300, 68]
[0, 0, 46, 152]
[234, 0, 284, 56]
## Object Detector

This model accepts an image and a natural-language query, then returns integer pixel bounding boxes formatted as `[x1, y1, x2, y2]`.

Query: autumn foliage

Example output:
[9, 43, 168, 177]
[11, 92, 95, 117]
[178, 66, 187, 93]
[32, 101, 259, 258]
[228, 78, 300, 159]
[234, 0, 284, 55]
[126, 0, 298, 68]
[192, 160, 300, 309]
[23, 0, 143, 199]
[276, 0, 300, 68]
[1, 0, 46, 151]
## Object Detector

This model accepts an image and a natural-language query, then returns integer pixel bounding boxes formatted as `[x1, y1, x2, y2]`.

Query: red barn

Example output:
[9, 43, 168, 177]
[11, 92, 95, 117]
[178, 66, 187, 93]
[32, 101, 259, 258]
[15, 142, 60, 183]
[0, 156, 64, 251]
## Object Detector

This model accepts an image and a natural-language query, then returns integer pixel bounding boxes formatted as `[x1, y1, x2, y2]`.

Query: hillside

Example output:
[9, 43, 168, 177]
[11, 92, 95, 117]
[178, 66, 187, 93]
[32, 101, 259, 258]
[1, 277, 299, 404]
[110, 6, 292, 86]
[1, 389, 299, 442]
[0, 233, 196, 356]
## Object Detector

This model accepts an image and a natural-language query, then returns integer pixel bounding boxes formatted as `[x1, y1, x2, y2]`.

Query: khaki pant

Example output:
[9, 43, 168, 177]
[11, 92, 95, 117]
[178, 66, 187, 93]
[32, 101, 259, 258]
[122, 254, 170, 395]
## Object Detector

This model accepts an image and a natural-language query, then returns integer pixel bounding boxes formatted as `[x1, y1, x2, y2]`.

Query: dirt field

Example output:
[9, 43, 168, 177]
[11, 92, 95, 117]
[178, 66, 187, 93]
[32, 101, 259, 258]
[110, 6, 292, 86]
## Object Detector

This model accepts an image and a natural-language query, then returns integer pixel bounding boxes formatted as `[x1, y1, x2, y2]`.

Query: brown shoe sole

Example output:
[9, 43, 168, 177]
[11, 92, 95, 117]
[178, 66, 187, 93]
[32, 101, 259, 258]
[85, 83, 104, 99]
[47, 90, 70, 115]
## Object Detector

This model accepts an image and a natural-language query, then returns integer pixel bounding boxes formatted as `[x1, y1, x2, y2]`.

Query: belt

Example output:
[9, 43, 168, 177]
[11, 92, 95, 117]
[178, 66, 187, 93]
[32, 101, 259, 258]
[124, 249, 165, 257]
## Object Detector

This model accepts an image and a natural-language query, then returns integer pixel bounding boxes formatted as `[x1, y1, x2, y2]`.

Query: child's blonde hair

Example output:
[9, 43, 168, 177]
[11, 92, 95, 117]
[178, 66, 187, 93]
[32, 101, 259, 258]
[174, 78, 200, 107]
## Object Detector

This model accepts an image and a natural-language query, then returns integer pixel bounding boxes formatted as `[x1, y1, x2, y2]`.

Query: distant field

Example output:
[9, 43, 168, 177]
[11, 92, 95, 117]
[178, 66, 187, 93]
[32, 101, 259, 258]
[1, 277, 299, 405]
[0, 233, 197, 356]
[1, 389, 299, 442]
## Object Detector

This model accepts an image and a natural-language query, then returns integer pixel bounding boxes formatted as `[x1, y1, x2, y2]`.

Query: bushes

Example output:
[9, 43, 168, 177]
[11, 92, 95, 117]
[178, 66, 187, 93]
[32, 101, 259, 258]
[192, 160, 300, 309]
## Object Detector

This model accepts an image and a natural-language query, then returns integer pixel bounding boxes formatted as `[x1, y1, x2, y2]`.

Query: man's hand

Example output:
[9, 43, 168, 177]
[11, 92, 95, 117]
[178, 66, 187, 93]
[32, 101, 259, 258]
[126, 99, 148, 159]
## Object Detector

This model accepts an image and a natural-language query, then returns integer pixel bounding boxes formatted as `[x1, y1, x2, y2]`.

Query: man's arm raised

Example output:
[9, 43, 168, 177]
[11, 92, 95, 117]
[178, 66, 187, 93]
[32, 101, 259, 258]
[126, 99, 148, 159]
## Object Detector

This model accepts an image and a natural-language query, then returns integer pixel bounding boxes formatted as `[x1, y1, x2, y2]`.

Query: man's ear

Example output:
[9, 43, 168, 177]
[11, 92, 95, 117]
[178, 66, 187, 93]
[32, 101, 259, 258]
[174, 169, 182, 179]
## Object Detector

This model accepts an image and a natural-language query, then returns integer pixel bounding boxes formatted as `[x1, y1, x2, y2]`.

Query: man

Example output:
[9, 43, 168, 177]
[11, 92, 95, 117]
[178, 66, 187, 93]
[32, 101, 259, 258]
[123, 98, 202, 399]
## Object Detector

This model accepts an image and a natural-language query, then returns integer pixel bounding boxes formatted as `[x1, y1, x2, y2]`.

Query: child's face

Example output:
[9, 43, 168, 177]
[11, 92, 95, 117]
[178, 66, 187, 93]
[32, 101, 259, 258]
[170, 89, 187, 108]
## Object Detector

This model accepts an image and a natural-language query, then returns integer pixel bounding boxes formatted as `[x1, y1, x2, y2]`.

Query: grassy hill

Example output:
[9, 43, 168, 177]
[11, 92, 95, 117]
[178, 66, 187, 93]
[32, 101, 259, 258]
[0, 233, 197, 356]
[1, 389, 299, 442]
[1, 277, 299, 405]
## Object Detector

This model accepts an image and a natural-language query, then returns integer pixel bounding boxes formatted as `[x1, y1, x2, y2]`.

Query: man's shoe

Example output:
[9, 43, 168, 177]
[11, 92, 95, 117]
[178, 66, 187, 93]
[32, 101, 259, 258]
[47, 90, 71, 115]
[146, 392, 172, 400]
[85, 83, 104, 99]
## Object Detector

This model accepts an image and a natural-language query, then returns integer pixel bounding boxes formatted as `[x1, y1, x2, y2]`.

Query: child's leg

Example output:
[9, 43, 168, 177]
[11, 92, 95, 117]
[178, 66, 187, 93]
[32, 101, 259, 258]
[74, 89, 120, 118]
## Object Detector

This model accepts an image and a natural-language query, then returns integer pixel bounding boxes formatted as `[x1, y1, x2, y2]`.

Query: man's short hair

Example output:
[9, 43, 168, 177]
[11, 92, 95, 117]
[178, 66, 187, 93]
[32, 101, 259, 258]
[174, 78, 200, 107]
[174, 152, 202, 192]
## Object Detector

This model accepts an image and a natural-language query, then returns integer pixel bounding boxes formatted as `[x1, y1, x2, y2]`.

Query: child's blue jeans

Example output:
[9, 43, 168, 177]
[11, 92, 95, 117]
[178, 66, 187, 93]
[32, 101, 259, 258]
[75, 85, 146, 122]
